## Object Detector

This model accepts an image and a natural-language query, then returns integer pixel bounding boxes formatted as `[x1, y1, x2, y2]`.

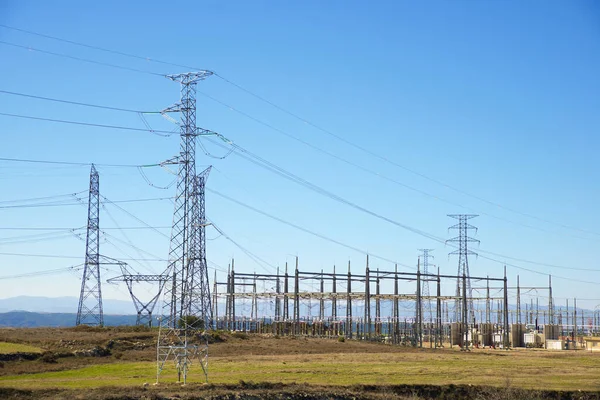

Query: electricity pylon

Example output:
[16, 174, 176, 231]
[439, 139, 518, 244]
[418, 249, 434, 323]
[107, 266, 169, 327]
[157, 71, 215, 384]
[76, 165, 102, 326]
[446, 214, 479, 324]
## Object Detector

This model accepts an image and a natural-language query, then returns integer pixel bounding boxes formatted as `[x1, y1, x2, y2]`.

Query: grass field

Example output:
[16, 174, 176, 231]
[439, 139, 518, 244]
[0, 342, 43, 354]
[0, 328, 599, 399]
[1, 346, 600, 391]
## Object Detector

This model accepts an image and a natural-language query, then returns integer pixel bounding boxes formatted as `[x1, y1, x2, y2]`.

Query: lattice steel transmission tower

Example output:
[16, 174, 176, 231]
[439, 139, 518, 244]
[446, 214, 479, 323]
[157, 71, 215, 384]
[186, 167, 213, 330]
[107, 266, 169, 327]
[76, 165, 103, 326]
[418, 249, 434, 323]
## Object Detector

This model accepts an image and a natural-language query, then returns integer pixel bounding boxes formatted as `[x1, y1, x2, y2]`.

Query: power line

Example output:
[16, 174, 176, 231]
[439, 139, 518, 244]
[199, 91, 596, 243]
[0, 111, 229, 141]
[207, 188, 412, 270]
[209, 220, 277, 273]
[207, 137, 444, 243]
[208, 139, 600, 280]
[0, 226, 170, 231]
[0, 156, 161, 168]
[0, 24, 200, 72]
[0, 111, 178, 135]
[0, 196, 174, 209]
[1, 23, 594, 237]
[101, 195, 170, 239]
[214, 73, 600, 239]
[0, 265, 84, 280]
[3, 24, 596, 285]
[0, 251, 165, 261]
[0, 191, 86, 205]
[0, 39, 165, 77]
[0, 89, 161, 114]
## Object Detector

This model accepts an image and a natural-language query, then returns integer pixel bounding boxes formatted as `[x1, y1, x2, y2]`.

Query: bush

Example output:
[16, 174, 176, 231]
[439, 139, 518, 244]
[40, 352, 58, 363]
[231, 332, 249, 340]
[206, 331, 226, 343]
[338, 336, 345, 343]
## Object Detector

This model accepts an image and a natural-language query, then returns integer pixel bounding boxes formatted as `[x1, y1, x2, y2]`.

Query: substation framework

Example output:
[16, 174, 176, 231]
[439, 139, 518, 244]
[211, 256, 567, 350]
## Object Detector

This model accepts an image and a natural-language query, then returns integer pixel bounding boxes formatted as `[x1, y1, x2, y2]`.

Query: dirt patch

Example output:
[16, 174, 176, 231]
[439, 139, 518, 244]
[1, 383, 600, 400]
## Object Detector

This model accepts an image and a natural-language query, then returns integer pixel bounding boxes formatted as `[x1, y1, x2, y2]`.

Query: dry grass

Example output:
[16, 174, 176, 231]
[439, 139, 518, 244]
[0, 342, 43, 354]
[0, 328, 599, 395]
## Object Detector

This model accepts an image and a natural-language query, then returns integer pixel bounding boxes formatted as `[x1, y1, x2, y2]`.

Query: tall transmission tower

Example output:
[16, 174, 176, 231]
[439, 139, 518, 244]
[186, 167, 213, 330]
[76, 165, 103, 326]
[418, 249, 434, 323]
[446, 214, 479, 323]
[157, 71, 215, 384]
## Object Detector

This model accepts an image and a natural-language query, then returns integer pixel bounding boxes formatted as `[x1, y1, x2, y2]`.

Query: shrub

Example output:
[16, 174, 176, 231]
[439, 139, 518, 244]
[338, 336, 345, 343]
[40, 352, 58, 363]
[231, 332, 249, 340]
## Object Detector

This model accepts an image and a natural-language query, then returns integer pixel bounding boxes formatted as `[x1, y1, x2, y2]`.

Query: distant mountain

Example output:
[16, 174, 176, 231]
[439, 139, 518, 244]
[0, 311, 137, 327]
[0, 296, 136, 314]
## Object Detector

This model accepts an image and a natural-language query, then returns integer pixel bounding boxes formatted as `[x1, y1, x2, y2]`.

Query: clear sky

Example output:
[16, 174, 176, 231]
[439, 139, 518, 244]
[0, 1, 599, 313]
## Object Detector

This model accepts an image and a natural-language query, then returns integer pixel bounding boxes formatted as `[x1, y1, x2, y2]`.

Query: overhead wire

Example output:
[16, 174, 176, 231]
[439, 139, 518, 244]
[0, 251, 165, 261]
[207, 140, 600, 282]
[100, 195, 170, 239]
[0, 196, 173, 209]
[0, 156, 161, 168]
[101, 204, 159, 274]
[0, 226, 170, 231]
[0, 264, 84, 280]
[208, 220, 277, 273]
[0, 111, 181, 135]
[0, 89, 161, 114]
[207, 188, 412, 270]
[1, 23, 595, 237]
[0, 191, 86, 205]
[213, 73, 600, 239]
[2, 24, 595, 287]
[0, 24, 199, 72]
[0, 40, 166, 77]
[198, 91, 595, 242]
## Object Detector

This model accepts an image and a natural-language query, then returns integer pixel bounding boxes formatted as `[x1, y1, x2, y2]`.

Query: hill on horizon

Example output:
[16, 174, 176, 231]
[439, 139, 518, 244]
[0, 295, 136, 315]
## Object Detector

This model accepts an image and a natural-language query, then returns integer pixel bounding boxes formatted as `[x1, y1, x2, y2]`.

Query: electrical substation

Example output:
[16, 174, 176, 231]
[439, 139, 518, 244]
[66, 70, 600, 386]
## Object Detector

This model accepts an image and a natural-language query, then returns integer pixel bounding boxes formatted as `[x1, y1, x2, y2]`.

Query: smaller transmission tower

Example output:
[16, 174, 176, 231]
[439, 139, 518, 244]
[446, 214, 479, 324]
[418, 249, 434, 323]
[76, 165, 103, 326]
[107, 266, 169, 327]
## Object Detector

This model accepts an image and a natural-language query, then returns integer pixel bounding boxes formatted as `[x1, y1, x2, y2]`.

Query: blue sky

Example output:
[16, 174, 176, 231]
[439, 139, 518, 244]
[0, 1, 599, 313]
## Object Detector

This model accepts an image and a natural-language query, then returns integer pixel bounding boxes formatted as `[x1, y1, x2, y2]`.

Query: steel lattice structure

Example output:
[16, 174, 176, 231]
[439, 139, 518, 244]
[157, 71, 214, 384]
[107, 267, 169, 327]
[418, 249, 434, 323]
[187, 167, 213, 330]
[446, 214, 479, 324]
[76, 165, 103, 326]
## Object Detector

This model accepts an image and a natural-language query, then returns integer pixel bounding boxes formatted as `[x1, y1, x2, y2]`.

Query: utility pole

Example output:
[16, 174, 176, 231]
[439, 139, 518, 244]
[76, 165, 103, 327]
[446, 214, 479, 324]
[157, 71, 215, 384]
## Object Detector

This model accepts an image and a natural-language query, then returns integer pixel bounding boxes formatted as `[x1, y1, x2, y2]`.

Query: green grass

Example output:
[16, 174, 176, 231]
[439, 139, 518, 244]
[1, 351, 600, 391]
[0, 342, 43, 354]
